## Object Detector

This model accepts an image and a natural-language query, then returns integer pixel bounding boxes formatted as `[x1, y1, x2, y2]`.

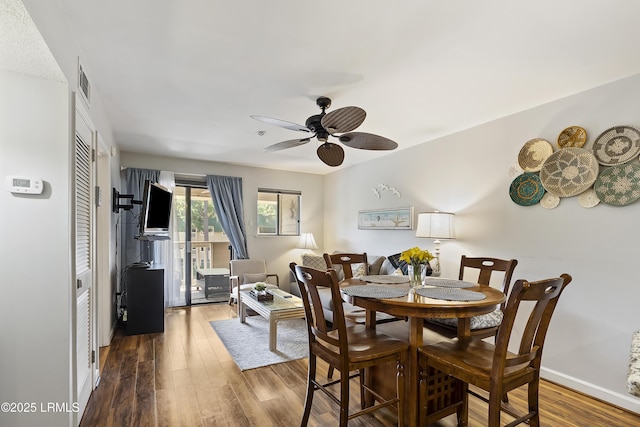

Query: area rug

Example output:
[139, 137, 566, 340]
[210, 315, 309, 371]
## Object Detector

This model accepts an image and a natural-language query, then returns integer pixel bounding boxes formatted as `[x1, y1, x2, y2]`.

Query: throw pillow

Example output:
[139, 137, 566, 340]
[243, 273, 267, 284]
[352, 263, 367, 278]
[302, 254, 328, 271]
[368, 255, 385, 275]
[387, 253, 409, 275]
[387, 253, 433, 276]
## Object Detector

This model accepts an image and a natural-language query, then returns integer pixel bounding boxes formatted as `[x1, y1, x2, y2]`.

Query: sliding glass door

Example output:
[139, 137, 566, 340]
[171, 184, 231, 306]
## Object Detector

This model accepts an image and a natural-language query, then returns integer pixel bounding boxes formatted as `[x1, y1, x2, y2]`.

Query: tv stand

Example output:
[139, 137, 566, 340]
[126, 265, 164, 335]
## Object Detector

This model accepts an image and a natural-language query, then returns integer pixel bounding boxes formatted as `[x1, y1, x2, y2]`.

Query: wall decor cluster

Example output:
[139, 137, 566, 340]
[509, 125, 640, 209]
[358, 206, 414, 230]
[370, 183, 401, 199]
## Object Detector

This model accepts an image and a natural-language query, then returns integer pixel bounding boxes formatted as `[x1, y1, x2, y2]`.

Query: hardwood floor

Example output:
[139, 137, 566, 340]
[82, 304, 640, 427]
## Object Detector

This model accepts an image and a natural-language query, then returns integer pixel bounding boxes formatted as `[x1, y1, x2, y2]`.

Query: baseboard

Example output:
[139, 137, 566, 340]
[541, 367, 640, 415]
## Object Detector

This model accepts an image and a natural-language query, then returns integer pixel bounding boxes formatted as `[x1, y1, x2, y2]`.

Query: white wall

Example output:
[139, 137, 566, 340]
[0, 70, 73, 427]
[120, 153, 324, 291]
[324, 73, 640, 413]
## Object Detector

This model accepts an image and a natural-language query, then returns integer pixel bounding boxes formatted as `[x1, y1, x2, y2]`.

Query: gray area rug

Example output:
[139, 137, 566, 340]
[210, 315, 309, 371]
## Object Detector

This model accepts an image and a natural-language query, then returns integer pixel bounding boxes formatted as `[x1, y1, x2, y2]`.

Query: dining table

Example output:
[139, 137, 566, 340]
[340, 275, 506, 427]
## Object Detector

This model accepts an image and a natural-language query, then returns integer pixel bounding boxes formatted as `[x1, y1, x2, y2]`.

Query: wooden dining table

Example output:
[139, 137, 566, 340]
[340, 277, 506, 427]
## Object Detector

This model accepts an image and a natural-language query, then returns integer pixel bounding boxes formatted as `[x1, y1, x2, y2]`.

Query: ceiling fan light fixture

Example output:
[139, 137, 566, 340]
[316, 130, 329, 142]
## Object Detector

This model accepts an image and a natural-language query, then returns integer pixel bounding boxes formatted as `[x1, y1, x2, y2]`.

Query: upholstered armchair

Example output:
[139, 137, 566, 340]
[229, 259, 279, 313]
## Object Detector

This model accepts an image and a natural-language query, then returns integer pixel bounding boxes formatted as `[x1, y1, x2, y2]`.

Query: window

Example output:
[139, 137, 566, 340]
[257, 189, 301, 236]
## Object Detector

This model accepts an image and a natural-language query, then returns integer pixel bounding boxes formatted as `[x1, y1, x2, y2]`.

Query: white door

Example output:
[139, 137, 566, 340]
[75, 101, 97, 420]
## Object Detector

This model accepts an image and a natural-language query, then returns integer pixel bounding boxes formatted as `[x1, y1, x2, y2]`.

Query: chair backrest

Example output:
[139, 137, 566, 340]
[491, 274, 572, 377]
[290, 263, 348, 361]
[229, 259, 267, 286]
[458, 256, 518, 310]
[323, 252, 369, 279]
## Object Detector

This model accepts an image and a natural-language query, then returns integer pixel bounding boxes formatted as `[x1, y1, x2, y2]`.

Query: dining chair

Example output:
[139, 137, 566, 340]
[323, 252, 369, 279]
[426, 255, 518, 339]
[418, 273, 572, 427]
[290, 262, 408, 427]
[229, 259, 279, 313]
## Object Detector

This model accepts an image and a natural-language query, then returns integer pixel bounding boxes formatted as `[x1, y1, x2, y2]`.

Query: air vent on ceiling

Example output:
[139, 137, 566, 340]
[78, 60, 91, 106]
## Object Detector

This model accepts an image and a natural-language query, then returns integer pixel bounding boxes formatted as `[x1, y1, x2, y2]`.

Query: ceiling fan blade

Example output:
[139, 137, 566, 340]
[338, 132, 398, 150]
[321, 106, 366, 133]
[317, 143, 345, 167]
[251, 115, 311, 133]
[263, 138, 311, 152]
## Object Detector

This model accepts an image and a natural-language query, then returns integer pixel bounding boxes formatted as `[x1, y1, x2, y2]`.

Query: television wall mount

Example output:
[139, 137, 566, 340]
[112, 188, 141, 213]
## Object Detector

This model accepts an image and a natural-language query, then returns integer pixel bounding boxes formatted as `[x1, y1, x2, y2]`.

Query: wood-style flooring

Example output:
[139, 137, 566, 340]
[80, 303, 640, 426]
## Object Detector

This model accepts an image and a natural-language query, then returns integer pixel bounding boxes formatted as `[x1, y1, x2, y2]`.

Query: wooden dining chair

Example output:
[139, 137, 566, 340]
[426, 256, 518, 339]
[418, 274, 572, 427]
[323, 252, 369, 279]
[290, 262, 408, 427]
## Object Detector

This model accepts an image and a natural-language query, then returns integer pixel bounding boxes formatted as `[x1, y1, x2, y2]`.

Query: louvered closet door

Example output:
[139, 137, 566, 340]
[75, 106, 95, 419]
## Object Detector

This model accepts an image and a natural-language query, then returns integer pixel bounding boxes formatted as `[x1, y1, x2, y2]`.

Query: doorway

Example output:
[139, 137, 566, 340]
[172, 184, 231, 306]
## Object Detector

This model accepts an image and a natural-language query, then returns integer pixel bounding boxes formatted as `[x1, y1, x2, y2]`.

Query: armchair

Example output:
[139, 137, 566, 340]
[229, 259, 279, 314]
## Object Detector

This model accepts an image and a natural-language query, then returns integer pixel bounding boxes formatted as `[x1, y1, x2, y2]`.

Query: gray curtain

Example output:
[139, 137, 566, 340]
[121, 168, 160, 268]
[205, 175, 249, 259]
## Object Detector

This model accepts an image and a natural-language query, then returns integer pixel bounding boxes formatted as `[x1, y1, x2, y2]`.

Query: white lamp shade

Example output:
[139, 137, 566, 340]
[296, 232, 318, 250]
[415, 212, 455, 239]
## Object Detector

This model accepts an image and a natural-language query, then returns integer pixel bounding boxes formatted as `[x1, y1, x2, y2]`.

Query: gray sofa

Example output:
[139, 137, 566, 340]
[289, 253, 400, 324]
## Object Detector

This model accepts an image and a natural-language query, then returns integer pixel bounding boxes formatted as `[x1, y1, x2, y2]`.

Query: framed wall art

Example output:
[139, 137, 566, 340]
[358, 206, 414, 230]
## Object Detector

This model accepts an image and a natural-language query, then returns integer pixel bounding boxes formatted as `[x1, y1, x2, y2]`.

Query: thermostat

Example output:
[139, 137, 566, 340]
[5, 176, 43, 194]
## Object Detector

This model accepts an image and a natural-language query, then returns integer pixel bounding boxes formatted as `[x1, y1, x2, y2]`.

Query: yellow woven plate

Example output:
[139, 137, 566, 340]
[558, 126, 587, 148]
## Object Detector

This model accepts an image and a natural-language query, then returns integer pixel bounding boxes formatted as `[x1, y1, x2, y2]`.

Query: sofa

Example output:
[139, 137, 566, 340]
[290, 252, 430, 324]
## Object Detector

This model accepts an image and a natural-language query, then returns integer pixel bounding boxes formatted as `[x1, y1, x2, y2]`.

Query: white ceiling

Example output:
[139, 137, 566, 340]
[17, 1, 640, 173]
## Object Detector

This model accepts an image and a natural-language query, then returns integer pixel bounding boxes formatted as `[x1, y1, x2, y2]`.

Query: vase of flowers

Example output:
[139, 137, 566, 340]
[400, 247, 434, 287]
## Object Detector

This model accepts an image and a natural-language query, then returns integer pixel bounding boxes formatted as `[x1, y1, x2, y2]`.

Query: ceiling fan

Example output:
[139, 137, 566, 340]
[251, 96, 398, 167]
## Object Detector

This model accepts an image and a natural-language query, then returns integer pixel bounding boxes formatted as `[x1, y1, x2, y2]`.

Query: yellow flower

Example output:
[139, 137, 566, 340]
[400, 247, 434, 264]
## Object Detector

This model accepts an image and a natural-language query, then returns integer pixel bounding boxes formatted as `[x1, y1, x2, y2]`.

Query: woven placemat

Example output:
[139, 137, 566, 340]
[360, 275, 409, 284]
[423, 278, 474, 288]
[342, 285, 409, 299]
[415, 287, 486, 302]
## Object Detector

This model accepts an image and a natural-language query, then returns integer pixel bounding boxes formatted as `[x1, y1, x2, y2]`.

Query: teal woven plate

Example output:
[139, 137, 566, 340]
[509, 172, 545, 206]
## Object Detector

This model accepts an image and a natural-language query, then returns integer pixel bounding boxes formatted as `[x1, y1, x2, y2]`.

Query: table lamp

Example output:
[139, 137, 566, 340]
[296, 232, 318, 253]
[415, 211, 455, 276]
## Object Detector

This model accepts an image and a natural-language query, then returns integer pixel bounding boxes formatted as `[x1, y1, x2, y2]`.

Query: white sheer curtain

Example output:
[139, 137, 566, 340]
[155, 171, 182, 307]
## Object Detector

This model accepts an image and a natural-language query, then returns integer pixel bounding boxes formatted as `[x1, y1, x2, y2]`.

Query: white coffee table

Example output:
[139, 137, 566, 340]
[239, 288, 306, 351]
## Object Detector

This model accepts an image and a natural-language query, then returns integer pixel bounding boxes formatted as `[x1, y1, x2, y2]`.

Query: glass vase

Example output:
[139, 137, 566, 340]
[407, 263, 426, 287]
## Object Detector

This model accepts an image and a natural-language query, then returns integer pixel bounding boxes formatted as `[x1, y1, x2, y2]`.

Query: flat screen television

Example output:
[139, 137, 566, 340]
[138, 180, 172, 240]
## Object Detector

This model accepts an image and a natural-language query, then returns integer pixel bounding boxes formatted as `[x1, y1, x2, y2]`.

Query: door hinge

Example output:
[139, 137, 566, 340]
[91, 350, 96, 364]
[91, 148, 96, 162]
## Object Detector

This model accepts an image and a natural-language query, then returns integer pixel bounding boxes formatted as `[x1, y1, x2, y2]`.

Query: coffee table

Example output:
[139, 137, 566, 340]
[239, 288, 306, 351]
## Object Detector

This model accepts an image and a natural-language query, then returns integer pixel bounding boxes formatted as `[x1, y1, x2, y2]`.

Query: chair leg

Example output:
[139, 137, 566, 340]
[328, 365, 334, 378]
[339, 367, 350, 427]
[397, 355, 405, 427]
[528, 378, 540, 427]
[300, 355, 316, 427]
[457, 381, 469, 427]
[487, 384, 503, 427]
[359, 369, 366, 410]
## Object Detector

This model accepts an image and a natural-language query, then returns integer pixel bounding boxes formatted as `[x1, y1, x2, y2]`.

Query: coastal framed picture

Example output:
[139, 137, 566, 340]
[358, 206, 414, 230]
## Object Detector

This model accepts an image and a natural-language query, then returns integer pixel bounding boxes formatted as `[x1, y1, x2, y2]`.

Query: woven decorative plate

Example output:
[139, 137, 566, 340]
[360, 275, 409, 284]
[594, 164, 640, 206]
[509, 173, 545, 206]
[558, 126, 587, 148]
[415, 287, 486, 302]
[593, 126, 640, 166]
[342, 285, 409, 299]
[577, 188, 600, 208]
[423, 278, 474, 288]
[540, 193, 560, 209]
[518, 138, 554, 172]
[539, 148, 599, 197]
